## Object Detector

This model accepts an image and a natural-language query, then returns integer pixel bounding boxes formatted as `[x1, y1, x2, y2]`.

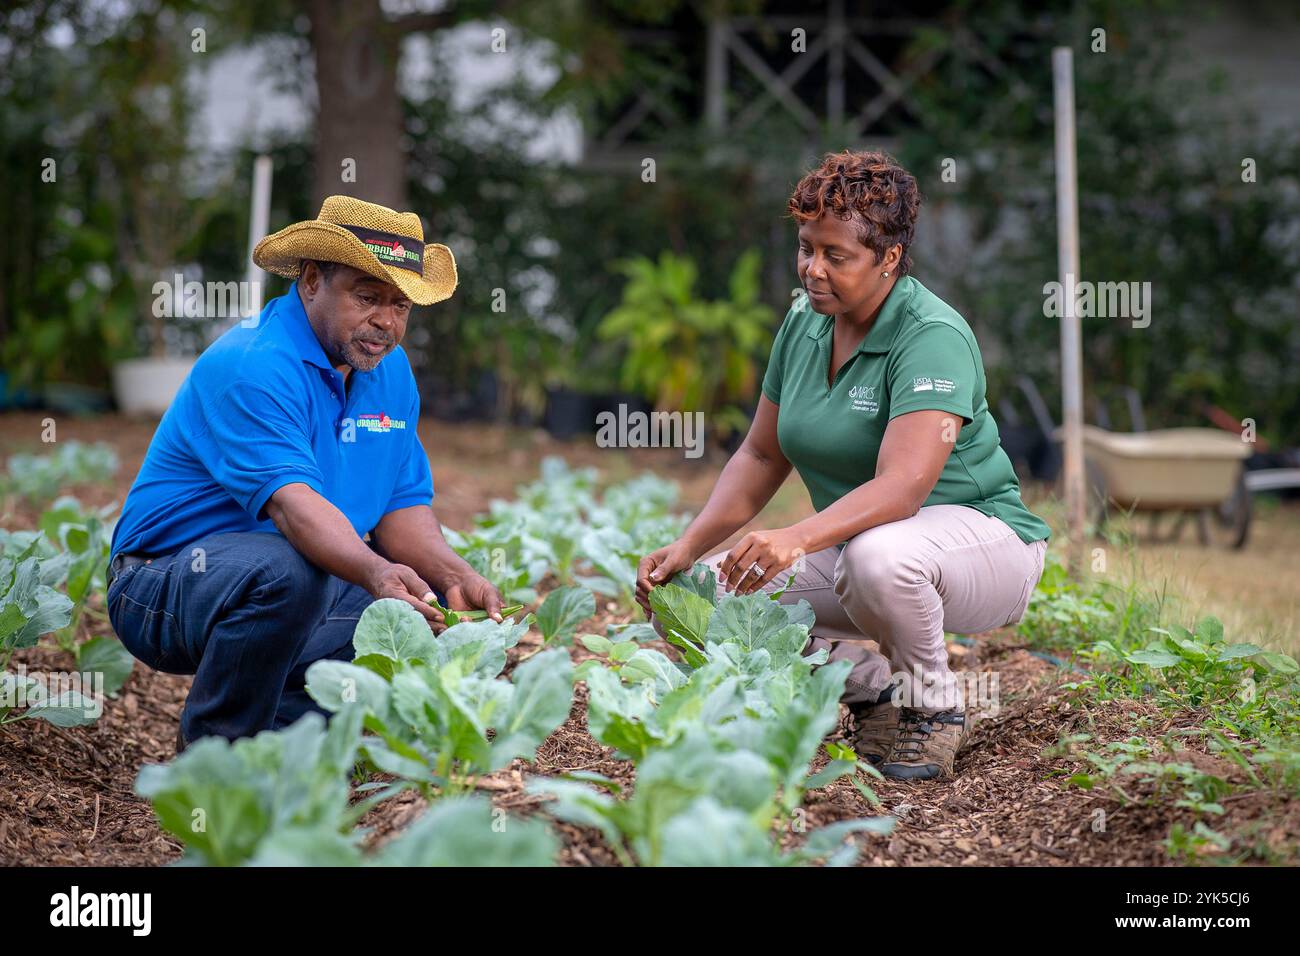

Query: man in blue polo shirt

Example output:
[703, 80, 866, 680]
[108, 196, 504, 750]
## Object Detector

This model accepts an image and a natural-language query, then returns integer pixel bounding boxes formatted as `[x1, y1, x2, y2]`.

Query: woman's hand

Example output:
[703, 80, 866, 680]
[718, 527, 807, 595]
[636, 539, 703, 617]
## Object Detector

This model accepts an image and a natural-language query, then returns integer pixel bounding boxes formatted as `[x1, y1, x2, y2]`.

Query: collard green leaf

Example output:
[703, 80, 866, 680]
[352, 598, 437, 663]
[375, 796, 558, 866]
[535, 585, 596, 644]
[584, 665, 661, 760]
[76, 635, 134, 697]
[135, 710, 364, 867]
[669, 563, 718, 605]
[653, 797, 781, 867]
[24, 689, 101, 726]
[647, 583, 712, 668]
[306, 660, 393, 716]
[432, 619, 527, 677]
[618, 648, 689, 697]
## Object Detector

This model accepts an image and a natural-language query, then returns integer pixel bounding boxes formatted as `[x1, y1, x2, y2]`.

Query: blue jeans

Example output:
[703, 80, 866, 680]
[106, 530, 430, 742]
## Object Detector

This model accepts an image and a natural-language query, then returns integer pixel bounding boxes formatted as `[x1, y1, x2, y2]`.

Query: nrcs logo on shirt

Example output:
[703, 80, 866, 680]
[848, 384, 879, 414]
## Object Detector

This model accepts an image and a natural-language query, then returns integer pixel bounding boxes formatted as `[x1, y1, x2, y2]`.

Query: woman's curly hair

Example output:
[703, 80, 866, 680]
[788, 149, 922, 275]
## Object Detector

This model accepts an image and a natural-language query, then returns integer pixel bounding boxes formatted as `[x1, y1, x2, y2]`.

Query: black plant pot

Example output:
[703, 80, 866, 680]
[589, 390, 652, 420]
[544, 387, 593, 440]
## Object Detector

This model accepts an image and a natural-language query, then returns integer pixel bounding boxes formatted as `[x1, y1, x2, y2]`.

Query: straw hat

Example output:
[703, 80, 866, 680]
[253, 195, 457, 306]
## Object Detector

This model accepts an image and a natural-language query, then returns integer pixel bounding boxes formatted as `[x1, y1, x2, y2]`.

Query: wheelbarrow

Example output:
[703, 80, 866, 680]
[1079, 425, 1253, 548]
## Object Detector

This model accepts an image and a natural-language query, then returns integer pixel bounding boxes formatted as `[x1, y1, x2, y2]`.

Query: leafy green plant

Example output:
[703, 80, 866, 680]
[534, 585, 596, 645]
[448, 458, 689, 611]
[366, 796, 558, 867]
[306, 599, 574, 795]
[134, 708, 378, 866]
[0, 538, 73, 674]
[535, 563, 891, 865]
[1, 442, 118, 506]
[596, 249, 775, 436]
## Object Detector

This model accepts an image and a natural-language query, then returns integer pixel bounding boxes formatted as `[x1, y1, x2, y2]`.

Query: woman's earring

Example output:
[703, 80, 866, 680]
[882, 271, 890, 278]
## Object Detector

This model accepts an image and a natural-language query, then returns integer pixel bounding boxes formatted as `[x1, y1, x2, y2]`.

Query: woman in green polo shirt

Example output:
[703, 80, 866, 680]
[637, 149, 1051, 781]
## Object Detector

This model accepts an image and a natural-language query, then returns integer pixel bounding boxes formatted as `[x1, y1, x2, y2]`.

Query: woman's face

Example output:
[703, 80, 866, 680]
[796, 214, 898, 319]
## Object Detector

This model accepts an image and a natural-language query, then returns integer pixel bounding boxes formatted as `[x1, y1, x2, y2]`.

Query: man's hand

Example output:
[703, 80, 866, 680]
[442, 572, 506, 623]
[364, 561, 449, 630]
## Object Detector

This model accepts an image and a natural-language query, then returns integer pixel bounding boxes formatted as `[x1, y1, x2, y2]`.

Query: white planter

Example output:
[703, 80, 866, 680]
[112, 357, 196, 416]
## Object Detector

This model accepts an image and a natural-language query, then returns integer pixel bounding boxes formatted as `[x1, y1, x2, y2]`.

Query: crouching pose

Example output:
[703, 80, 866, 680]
[639, 150, 1050, 781]
[108, 197, 504, 750]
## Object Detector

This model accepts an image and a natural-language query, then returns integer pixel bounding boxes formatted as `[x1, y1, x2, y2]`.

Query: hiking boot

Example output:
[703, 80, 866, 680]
[844, 700, 901, 765]
[880, 708, 969, 780]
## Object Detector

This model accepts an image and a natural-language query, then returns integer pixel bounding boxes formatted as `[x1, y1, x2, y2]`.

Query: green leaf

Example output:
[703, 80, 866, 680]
[534, 585, 596, 644]
[26, 689, 101, 726]
[1126, 645, 1182, 668]
[76, 636, 134, 697]
[647, 583, 712, 668]
[352, 599, 437, 663]
[248, 827, 365, 867]
[799, 817, 896, 866]
[350, 652, 396, 681]
[610, 640, 638, 662]
[584, 666, 660, 760]
[654, 797, 779, 867]
[134, 710, 363, 867]
[668, 563, 718, 605]
[1255, 651, 1299, 674]
[617, 648, 688, 696]
[375, 796, 558, 866]
[1215, 642, 1263, 661]
[305, 660, 392, 716]
[1195, 616, 1225, 644]
[580, 633, 614, 656]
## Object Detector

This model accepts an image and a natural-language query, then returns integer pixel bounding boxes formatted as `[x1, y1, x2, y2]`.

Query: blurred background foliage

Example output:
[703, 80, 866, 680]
[1, 0, 1296, 446]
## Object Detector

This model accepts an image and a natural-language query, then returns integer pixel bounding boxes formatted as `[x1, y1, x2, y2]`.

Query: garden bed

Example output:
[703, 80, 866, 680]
[2, 415, 1297, 866]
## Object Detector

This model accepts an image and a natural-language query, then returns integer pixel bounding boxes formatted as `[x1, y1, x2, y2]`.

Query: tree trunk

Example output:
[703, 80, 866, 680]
[308, 0, 407, 211]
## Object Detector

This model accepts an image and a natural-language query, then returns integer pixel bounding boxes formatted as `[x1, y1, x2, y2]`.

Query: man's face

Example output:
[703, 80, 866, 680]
[299, 262, 413, 373]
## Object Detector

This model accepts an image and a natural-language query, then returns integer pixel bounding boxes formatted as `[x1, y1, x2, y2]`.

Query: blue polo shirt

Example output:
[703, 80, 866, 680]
[110, 284, 435, 560]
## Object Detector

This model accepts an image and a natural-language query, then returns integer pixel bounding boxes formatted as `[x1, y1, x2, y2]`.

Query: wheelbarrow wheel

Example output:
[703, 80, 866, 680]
[1196, 471, 1252, 549]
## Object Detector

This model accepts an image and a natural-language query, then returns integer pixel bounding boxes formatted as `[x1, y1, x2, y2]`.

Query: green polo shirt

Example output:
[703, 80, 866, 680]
[762, 275, 1050, 544]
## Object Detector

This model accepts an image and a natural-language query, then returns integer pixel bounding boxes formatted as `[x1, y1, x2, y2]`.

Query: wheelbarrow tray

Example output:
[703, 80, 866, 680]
[1080, 426, 1250, 510]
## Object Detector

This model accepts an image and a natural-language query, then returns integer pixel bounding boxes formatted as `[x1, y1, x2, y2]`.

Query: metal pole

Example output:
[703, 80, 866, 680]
[244, 155, 274, 320]
[1052, 47, 1086, 572]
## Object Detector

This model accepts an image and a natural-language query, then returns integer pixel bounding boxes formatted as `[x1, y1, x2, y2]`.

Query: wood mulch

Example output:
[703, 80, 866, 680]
[2, 413, 1296, 866]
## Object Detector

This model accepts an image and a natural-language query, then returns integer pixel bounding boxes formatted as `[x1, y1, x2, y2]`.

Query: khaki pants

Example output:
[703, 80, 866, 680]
[660, 505, 1048, 713]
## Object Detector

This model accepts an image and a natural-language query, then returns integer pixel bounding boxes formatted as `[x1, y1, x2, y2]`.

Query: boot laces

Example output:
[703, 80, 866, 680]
[891, 708, 960, 759]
